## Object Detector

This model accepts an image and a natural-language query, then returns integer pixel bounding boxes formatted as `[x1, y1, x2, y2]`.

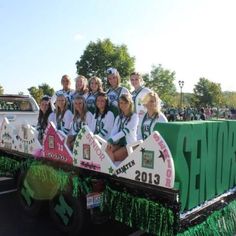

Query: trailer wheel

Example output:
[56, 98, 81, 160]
[17, 171, 46, 217]
[49, 192, 90, 235]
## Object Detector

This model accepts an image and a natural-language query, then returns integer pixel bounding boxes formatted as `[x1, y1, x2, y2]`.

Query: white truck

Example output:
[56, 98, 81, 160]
[0, 94, 39, 127]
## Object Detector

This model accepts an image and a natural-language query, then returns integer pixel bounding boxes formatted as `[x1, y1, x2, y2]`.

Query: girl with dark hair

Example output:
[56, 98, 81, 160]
[89, 92, 114, 140]
[36, 95, 53, 144]
[106, 94, 139, 162]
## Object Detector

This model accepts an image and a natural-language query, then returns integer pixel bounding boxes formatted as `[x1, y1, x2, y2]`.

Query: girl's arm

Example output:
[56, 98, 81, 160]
[88, 113, 96, 133]
[109, 113, 139, 143]
[137, 115, 144, 140]
[85, 111, 93, 127]
[62, 110, 73, 135]
[97, 111, 114, 140]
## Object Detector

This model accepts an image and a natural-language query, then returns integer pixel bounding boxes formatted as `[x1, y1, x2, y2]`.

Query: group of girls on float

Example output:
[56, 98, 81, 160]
[37, 68, 168, 162]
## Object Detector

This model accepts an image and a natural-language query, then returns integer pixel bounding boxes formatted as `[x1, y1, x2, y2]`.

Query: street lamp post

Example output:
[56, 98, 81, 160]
[178, 80, 184, 108]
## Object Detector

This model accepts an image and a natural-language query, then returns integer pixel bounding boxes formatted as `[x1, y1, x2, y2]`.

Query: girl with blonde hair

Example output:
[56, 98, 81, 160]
[67, 95, 92, 150]
[106, 67, 130, 117]
[48, 92, 73, 135]
[52, 74, 74, 111]
[72, 75, 89, 99]
[86, 76, 103, 114]
[137, 92, 168, 140]
[130, 72, 151, 118]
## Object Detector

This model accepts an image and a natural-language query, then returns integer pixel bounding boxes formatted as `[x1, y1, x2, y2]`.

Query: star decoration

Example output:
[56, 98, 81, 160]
[140, 147, 146, 153]
[73, 158, 77, 164]
[73, 150, 78, 156]
[108, 166, 114, 174]
[74, 141, 79, 147]
[158, 150, 165, 162]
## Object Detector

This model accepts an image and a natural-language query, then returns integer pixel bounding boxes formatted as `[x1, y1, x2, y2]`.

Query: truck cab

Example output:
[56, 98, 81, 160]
[0, 94, 39, 127]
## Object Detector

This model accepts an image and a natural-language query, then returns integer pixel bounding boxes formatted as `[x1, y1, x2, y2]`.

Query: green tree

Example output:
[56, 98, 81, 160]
[143, 64, 177, 106]
[28, 83, 54, 104]
[0, 85, 4, 95]
[223, 91, 236, 108]
[193, 78, 224, 107]
[38, 83, 54, 97]
[75, 38, 135, 89]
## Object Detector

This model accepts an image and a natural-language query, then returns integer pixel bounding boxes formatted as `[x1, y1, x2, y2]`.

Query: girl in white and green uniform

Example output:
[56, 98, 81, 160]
[86, 76, 103, 114]
[67, 95, 92, 150]
[130, 72, 151, 119]
[51, 74, 74, 111]
[48, 92, 73, 135]
[90, 92, 114, 140]
[137, 92, 168, 140]
[106, 94, 139, 162]
[106, 67, 130, 117]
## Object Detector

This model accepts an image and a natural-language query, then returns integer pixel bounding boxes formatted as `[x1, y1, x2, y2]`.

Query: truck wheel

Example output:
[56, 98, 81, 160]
[49, 193, 90, 235]
[17, 171, 46, 216]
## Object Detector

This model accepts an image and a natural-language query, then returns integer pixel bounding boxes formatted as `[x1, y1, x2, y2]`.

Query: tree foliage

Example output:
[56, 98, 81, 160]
[0, 85, 4, 95]
[193, 78, 224, 107]
[223, 91, 236, 108]
[28, 83, 54, 104]
[75, 38, 135, 88]
[143, 64, 177, 106]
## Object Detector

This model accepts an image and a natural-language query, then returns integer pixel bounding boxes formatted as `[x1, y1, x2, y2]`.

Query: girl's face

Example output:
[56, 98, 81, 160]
[40, 100, 49, 114]
[56, 96, 66, 110]
[96, 96, 106, 112]
[74, 99, 84, 112]
[107, 75, 118, 88]
[62, 77, 70, 90]
[145, 97, 157, 112]
[90, 79, 99, 92]
[119, 99, 130, 114]
[130, 74, 141, 89]
[76, 78, 84, 90]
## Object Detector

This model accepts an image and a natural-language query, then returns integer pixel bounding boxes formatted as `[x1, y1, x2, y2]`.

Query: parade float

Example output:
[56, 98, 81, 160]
[1, 114, 236, 236]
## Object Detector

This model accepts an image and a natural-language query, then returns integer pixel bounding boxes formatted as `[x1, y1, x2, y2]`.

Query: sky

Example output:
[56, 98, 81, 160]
[1, 0, 236, 94]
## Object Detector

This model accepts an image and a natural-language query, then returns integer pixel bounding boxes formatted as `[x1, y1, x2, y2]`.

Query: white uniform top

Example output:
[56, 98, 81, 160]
[109, 113, 139, 145]
[131, 86, 151, 118]
[70, 111, 93, 136]
[137, 112, 168, 140]
[89, 111, 115, 140]
[106, 86, 130, 109]
[48, 109, 73, 135]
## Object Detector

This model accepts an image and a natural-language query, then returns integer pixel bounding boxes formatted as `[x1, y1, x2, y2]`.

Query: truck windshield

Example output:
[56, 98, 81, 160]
[0, 97, 37, 112]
